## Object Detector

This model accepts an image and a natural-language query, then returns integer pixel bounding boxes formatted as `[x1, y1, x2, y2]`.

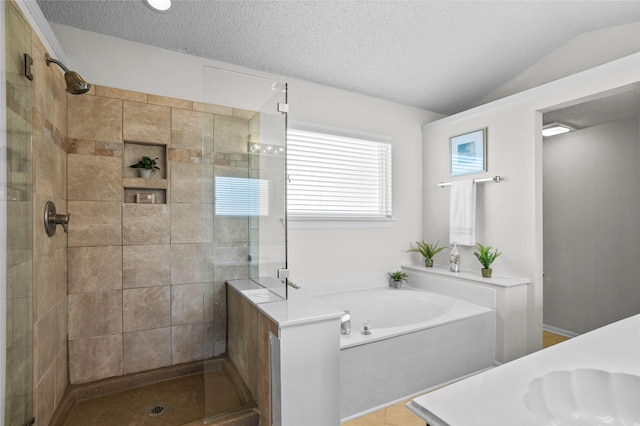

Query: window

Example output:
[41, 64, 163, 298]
[287, 124, 392, 220]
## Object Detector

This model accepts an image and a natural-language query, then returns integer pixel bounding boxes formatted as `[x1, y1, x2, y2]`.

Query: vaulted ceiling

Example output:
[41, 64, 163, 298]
[37, 0, 640, 115]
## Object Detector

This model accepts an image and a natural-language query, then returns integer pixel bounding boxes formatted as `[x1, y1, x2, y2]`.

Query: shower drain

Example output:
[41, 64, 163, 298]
[148, 404, 166, 417]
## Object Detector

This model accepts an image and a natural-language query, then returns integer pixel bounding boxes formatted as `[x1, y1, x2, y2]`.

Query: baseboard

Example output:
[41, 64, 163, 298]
[543, 324, 580, 338]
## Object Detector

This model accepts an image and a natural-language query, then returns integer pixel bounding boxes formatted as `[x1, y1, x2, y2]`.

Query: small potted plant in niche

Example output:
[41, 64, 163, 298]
[387, 270, 408, 289]
[407, 240, 447, 267]
[473, 243, 502, 278]
[130, 156, 160, 178]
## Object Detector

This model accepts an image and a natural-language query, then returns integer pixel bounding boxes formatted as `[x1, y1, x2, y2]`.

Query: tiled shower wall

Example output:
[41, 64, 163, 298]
[6, 1, 69, 425]
[65, 85, 253, 384]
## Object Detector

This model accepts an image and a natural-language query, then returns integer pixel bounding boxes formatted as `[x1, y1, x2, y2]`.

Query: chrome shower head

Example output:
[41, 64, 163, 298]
[45, 53, 91, 95]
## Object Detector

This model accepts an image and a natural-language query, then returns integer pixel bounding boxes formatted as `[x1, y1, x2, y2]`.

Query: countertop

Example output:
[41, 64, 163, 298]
[407, 314, 640, 425]
[227, 278, 344, 329]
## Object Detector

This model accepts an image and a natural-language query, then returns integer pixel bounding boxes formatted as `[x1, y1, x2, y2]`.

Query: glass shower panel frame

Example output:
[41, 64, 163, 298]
[248, 85, 288, 300]
[202, 66, 288, 297]
[3, 2, 34, 424]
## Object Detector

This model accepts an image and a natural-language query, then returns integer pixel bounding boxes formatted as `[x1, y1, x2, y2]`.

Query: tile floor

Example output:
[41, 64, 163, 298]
[342, 331, 571, 426]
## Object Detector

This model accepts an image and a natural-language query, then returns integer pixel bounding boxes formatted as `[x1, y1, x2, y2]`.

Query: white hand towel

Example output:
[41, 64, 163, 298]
[449, 178, 476, 246]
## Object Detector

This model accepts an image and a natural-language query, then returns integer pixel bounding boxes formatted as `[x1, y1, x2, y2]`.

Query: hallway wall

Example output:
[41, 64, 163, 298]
[543, 115, 640, 334]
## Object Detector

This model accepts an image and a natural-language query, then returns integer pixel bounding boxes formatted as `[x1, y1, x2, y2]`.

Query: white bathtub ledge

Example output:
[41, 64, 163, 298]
[402, 264, 529, 288]
[227, 279, 344, 329]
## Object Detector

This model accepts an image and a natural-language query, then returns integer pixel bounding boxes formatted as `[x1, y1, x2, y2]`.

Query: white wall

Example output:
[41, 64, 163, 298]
[543, 116, 640, 334]
[421, 54, 640, 357]
[49, 24, 442, 292]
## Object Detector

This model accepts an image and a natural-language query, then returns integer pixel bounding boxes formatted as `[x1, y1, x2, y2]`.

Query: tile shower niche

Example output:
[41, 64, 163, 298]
[123, 141, 168, 204]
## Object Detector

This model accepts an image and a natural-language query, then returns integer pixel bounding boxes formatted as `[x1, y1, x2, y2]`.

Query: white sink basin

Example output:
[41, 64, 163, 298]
[524, 369, 640, 425]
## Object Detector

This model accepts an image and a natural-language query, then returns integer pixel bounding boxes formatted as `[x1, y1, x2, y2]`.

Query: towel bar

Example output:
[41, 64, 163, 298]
[439, 175, 501, 188]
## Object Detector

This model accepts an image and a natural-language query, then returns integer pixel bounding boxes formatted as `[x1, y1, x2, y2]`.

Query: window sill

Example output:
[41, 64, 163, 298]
[287, 217, 396, 230]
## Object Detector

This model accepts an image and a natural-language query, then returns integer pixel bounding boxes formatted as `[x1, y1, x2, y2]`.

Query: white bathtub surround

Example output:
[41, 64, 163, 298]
[407, 314, 640, 426]
[227, 279, 344, 426]
[403, 264, 529, 363]
[316, 287, 496, 421]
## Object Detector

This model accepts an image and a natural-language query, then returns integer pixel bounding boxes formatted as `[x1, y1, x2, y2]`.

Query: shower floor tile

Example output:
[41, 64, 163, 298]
[61, 363, 255, 426]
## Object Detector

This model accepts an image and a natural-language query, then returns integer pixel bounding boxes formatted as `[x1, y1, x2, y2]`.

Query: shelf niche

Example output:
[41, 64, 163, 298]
[124, 141, 168, 204]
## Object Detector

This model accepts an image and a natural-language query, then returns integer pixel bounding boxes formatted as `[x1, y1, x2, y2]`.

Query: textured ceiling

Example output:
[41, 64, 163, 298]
[544, 84, 640, 129]
[36, 0, 640, 115]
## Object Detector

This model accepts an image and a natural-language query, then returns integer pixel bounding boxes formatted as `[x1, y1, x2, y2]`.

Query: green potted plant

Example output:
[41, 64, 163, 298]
[407, 240, 447, 267]
[387, 270, 408, 289]
[130, 156, 160, 178]
[473, 243, 502, 278]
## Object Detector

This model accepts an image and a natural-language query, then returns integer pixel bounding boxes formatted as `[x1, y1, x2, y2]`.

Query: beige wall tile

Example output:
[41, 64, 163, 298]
[34, 354, 56, 426]
[214, 217, 249, 243]
[214, 115, 249, 153]
[213, 242, 249, 281]
[170, 161, 205, 203]
[67, 201, 122, 247]
[67, 95, 122, 142]
[122, 204, 170, 245]
[33, 122, 66, 199]
[123, 101, 171, 145]
[170, 98, 193, 110]
[203, 320, 215, 359]
[123, 286, 170, 332]
[203, 282, 215, 322]
[171, 109, 213, 150]
[95, 86, 147, 102]
[55, 345, 68, 408]
[122, 244, 171, 288]
[33, 47, 53, 124]
[171, 283, 204, 325]
[171, 322, 204, 364]
[52, 78, 67, 136]
[212, 281, 227, 356]
[34, 309, 61, 385]
[123, 327, 171, 374]
[147, 94, 172, 107]
[34, 247, 65, 322]
[68, 246, 122, 293]
[68, 291, 122, 340]
[233, 108, 256, 119]
[67, 154, 122, 201]
[171, 243, 210, 284]
[68, 335, 123, 384]
[193, 102, 233, 116]
[227, 288, 257, 395]
[170, 203, 203, 244]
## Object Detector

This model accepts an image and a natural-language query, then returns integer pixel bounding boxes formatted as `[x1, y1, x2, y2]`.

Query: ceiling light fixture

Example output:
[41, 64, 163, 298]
[542, 122, 575, 137]
[143, 0, 171, 13]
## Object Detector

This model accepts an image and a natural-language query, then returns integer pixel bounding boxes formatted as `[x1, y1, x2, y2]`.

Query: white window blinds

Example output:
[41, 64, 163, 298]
[215, 177, 269, 216]
[287, 127, 392, 219]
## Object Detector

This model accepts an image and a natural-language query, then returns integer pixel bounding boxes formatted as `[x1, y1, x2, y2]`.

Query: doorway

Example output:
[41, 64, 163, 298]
[542, 84, 640, 335]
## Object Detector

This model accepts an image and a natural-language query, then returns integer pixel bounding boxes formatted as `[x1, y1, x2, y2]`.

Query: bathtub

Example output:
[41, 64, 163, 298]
[315, 286, 496, 421]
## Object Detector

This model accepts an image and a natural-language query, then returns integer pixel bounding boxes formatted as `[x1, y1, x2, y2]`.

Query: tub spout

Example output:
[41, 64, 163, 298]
[341, 310, 351, 335]
[361, 320, 372, 335]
